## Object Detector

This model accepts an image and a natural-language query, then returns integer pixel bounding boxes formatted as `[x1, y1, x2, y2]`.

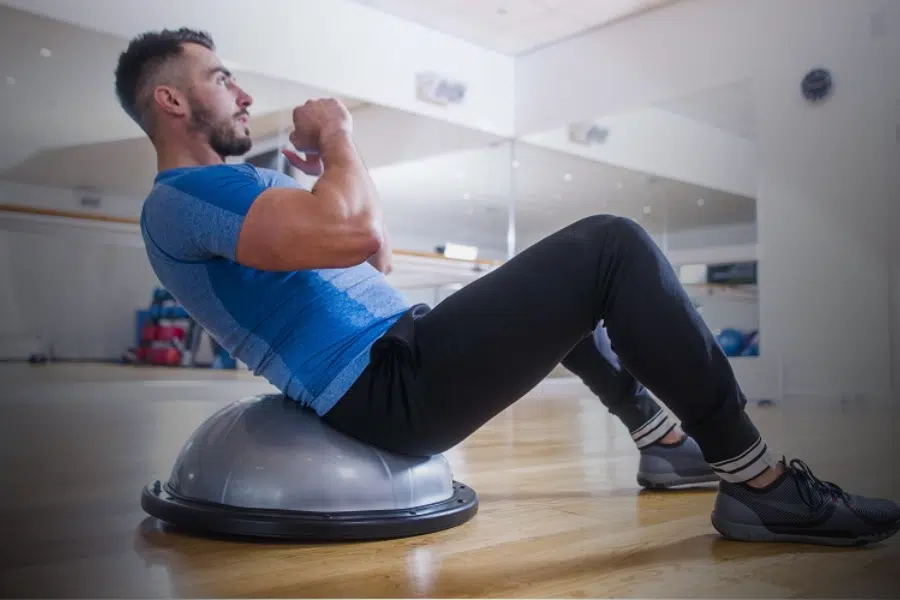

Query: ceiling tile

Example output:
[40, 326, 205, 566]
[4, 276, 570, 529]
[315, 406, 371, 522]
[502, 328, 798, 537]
[509, 12, 588, 51]
[348, 0, 678, 55]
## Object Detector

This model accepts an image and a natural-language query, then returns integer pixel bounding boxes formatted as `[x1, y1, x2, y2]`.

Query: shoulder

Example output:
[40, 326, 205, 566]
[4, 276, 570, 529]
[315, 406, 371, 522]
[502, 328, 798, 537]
[148, 163, 299, 216]
[154, 164, 260, 203]
[254, 166, 304, 190]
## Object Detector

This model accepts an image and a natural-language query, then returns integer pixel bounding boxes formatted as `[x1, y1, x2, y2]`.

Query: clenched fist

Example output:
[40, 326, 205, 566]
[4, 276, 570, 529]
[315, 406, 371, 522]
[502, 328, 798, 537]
[283, 98, 353, 176]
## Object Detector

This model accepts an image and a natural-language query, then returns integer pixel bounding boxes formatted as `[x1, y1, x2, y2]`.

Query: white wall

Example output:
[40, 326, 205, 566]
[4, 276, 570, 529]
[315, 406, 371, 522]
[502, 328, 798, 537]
[0, 181, 157, 359]
[892, 144, 900, 394]
[753, 11, 898, 401]
[518, 0, 900, 403]
[0, 219, 159, 360]
[659, 222, 756, 252]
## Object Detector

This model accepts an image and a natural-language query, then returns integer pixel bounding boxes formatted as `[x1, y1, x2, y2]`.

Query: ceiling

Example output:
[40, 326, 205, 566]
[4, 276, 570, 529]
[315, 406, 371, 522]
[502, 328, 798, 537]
[350, 0, 678, 55]
[0, 104, 502, 198]
[656, 79, 756, 140]
[372, 140, 756, 258]
[0, 5, 503, 195]
[0, 3, 756, 264]
[0, 6, 364, 168]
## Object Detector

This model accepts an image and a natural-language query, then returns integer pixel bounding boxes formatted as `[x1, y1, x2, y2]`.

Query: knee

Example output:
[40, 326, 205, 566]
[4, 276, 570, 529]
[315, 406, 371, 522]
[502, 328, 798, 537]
[569, 214, 650, 245]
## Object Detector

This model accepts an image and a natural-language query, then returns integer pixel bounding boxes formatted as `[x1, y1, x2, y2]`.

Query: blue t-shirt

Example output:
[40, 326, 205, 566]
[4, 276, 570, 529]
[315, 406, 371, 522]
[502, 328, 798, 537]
[140, 163, 410, 415]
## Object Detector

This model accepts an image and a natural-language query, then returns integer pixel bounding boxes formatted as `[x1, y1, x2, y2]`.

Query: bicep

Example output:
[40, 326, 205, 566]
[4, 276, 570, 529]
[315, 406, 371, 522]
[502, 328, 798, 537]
[235, 187, 383, 271]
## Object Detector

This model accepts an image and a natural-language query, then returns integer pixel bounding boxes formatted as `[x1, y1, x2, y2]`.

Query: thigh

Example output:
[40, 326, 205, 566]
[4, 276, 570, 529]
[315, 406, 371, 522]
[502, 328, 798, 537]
[408, 215, 629, 449]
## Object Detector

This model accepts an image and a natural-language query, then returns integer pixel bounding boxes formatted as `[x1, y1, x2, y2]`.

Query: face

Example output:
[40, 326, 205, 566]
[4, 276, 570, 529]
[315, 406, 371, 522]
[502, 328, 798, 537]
[180, 43, 254, 158]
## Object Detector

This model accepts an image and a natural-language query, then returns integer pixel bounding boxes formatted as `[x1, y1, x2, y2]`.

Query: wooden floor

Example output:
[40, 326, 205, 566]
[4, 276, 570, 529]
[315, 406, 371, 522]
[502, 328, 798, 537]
[1, 363, 898, 598]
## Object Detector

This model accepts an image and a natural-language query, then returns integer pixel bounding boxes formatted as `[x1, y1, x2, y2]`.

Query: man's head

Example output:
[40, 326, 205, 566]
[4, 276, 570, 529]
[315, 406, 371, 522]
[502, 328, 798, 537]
[114, 28, 254, 159]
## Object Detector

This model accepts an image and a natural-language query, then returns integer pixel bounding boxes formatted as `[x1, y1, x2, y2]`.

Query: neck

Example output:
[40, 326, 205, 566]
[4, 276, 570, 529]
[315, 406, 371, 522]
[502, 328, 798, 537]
[155, 136, 225, 173]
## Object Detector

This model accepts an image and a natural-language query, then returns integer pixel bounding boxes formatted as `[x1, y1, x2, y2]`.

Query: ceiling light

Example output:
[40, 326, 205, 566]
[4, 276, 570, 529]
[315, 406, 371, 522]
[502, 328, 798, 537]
[563, 173, 572, 182]
[40, 48, 52, 58]
[616, 181, 624, 189]
[697, 198, 705, 206]
[643, 206, 652, 214]
[5, 76, 14, 85]
[462, 192, 472, 201]
[511, 160, 519, 169]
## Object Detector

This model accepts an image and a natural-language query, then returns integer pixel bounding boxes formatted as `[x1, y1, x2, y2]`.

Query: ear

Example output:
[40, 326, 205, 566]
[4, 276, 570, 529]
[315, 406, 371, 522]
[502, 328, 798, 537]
[153, 86, 188, 118]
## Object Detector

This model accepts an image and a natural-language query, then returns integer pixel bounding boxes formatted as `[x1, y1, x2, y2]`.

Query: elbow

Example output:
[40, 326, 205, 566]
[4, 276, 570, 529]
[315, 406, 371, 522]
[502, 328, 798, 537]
[360, 230, 384, 260]
[348, 220, 383, 264]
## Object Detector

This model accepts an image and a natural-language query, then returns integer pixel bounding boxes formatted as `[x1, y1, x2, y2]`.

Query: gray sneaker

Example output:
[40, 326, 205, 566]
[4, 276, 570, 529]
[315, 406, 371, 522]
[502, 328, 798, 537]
[637, 436, 720, 489]
[711, 458, 900, 546]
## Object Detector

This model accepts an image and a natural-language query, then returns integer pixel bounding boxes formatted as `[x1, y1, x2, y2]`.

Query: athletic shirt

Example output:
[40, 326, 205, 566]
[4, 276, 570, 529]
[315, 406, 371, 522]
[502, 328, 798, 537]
[140, 163, 410, 416]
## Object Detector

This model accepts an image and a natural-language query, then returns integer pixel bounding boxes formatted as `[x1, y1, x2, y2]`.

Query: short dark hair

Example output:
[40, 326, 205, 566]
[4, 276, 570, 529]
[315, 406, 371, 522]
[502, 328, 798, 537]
[114, 28, 215, 134]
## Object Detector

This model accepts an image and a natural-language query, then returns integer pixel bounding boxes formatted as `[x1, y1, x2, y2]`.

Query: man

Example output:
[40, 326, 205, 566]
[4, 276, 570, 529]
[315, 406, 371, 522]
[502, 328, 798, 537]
[116, 28, 899, 546]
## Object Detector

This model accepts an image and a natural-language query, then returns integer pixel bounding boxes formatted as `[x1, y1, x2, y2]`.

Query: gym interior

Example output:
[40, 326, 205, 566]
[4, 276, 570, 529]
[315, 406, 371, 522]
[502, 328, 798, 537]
[1, 0, 898, 597]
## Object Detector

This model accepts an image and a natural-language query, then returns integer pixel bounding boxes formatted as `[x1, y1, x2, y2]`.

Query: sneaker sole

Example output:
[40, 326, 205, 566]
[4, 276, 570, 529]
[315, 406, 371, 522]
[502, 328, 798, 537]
[711, 512, 900, 547]
[638, 471, 720, 489]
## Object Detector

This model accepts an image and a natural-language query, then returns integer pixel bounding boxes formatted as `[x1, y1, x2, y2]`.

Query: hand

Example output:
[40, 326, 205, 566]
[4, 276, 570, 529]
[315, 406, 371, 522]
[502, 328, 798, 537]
[282, 98, 352, 176]
[282, 148, 323, 176]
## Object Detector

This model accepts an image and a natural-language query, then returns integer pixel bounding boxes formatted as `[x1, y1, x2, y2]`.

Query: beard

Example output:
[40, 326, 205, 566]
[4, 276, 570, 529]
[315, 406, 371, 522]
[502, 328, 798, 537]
[188, 98, 252, 158]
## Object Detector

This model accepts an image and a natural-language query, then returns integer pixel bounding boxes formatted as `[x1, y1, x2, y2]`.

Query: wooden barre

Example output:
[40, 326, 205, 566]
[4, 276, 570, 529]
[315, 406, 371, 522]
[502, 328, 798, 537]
[0, 203, 501, 266]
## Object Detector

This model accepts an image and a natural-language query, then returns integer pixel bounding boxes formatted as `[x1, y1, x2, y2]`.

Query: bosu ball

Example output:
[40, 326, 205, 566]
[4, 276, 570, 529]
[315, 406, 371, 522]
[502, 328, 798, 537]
[141, 394, 478, 540]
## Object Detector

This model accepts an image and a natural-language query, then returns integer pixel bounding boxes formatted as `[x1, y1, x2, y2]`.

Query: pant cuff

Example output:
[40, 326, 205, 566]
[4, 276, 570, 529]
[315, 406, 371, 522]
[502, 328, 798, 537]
[631, 410, 677, 449]
[709, 437, 780, 483]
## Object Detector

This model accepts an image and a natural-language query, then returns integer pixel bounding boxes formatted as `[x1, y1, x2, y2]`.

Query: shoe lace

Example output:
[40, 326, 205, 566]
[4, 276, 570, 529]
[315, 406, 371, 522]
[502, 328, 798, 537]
[788, 458, 852, 508]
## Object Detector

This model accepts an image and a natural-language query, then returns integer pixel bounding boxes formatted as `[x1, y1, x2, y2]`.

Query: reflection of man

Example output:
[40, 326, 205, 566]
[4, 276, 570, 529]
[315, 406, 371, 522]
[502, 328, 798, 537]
[116, 27, 899, 547]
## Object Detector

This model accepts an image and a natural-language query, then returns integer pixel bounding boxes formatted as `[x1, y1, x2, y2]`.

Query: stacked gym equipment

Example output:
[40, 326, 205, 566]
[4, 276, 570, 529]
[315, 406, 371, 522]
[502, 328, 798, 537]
[126, 287, 237, 369]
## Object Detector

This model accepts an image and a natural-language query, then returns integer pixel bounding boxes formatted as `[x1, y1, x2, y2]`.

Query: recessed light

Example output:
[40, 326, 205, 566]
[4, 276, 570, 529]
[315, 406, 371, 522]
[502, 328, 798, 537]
[511, 160, 520, 169]
[616, 181, 624, 189]
[563, 173, 572, 182]
[462, 192, 472, 201]
[40, 48, 52, 58]
[643, 206, 652, 214]
[5, 76, 14, 85]
[697, 198, 705, 206]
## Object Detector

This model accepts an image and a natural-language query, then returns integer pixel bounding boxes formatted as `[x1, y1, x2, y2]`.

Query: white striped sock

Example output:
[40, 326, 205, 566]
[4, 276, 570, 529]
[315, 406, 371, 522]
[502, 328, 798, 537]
[709, 437, 780, 483]
[631, 410, 677, 449]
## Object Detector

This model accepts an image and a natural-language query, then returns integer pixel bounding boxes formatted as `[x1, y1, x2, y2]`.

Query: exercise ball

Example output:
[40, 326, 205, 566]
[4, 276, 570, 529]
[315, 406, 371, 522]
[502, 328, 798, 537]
[141, 394, 478, 540]
[717, 328, 746, 357]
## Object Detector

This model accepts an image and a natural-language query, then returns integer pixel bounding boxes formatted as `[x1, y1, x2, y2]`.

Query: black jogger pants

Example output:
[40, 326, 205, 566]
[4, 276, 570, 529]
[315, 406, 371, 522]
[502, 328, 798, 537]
[560, 325, 678, 449]
[323, 215, 775, 483]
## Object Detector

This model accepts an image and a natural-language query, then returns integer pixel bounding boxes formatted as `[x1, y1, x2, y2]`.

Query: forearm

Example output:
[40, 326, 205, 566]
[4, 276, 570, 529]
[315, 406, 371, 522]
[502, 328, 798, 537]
[310, 129, 383, 237]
